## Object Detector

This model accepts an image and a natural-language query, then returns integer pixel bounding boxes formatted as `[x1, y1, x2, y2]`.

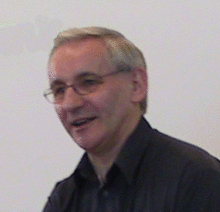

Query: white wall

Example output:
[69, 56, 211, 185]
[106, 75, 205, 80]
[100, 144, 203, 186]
[0, 1, 219, 211]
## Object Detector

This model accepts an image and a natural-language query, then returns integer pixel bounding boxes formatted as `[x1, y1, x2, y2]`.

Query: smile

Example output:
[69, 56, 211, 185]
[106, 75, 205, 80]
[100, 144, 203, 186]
[71, 117, 96, 127]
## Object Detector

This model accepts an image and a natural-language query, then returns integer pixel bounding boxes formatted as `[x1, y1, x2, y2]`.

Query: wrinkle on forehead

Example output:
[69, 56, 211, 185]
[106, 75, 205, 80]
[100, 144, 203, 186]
[47, 38, 114, 83]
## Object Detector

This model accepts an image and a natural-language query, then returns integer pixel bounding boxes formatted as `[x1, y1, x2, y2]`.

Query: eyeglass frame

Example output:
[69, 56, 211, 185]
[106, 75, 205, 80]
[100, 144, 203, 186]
[43, 69, 128, 104]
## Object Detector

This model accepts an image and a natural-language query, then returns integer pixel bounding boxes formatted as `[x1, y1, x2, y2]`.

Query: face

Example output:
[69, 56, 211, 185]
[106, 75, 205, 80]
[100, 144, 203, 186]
[48, 39, 137, 154]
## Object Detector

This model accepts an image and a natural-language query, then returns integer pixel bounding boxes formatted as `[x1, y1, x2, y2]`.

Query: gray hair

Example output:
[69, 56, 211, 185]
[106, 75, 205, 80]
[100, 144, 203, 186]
[49, 26, 147, 113]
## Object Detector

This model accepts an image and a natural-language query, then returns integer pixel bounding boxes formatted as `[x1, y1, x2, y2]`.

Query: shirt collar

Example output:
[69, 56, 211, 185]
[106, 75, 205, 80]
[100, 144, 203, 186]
[74, 117, 152, 185]
[74, 153, 97, 183]
[115, 117, 152, 185]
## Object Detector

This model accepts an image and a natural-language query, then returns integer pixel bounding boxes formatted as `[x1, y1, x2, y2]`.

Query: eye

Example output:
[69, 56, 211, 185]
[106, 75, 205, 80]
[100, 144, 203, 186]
[84, 79, 98, 86]
[80, 77, 101, 87]
[52, 86, 66, 96]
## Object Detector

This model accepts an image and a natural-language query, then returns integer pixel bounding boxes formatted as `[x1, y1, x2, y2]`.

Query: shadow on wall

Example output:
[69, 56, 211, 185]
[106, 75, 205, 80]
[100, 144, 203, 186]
[0, 15, 63, 55]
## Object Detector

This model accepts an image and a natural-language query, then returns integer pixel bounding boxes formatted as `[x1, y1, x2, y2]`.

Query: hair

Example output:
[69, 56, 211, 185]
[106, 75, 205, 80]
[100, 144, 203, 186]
[49, 26, 148, 114]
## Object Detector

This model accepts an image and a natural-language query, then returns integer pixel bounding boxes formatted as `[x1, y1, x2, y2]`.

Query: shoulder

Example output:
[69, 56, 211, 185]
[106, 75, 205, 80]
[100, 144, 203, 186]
[54, 172, 76, 195]
[138, 126, 220, 210]
[43, 153, 90, 211]
[147, 128, 220, 171]
[43, 172, 77, 212]
[135, 118, 220, 178]
[139, 124, 220, 190]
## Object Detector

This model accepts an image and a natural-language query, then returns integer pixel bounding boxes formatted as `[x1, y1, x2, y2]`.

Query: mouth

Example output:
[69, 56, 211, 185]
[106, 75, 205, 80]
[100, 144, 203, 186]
[71, 117, 96, 128]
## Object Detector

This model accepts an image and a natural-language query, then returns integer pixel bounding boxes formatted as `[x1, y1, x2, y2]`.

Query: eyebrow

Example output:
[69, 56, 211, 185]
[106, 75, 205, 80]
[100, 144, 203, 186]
[49, 71, 98, 87]
[76, 71, 98, 78]
[50, 79, 65, 88]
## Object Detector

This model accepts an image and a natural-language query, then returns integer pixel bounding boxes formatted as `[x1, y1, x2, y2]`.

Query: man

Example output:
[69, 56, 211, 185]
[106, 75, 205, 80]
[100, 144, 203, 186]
[43, 27, 220, 212]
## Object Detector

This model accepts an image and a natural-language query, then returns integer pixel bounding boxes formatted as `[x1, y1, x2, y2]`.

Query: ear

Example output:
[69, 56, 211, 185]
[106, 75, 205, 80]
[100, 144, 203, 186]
[130, 67, 148, 104]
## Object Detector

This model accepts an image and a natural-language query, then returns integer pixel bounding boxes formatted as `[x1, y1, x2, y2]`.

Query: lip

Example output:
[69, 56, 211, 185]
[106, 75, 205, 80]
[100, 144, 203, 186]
[70, 117, 97, 129]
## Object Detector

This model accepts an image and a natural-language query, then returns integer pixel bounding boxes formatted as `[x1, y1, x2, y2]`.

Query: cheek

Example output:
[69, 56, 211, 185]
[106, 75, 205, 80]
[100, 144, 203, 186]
[55, 105, 66, 123]
[55, 105, 61, 116]
[91, 88, 126, 115]
[92, 90, 114, 110]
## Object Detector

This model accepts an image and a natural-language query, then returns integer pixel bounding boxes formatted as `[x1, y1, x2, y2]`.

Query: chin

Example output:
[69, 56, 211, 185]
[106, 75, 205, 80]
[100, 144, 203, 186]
[69, 132, 93, 149]
[71, 131, 106, 153]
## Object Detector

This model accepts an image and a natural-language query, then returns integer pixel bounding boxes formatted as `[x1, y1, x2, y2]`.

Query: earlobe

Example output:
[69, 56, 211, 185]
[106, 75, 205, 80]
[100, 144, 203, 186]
[130, 67, 148, 103]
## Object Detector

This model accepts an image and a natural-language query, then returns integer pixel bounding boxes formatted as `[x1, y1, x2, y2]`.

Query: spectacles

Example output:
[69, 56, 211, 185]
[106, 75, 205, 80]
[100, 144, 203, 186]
[43, 69, 125, 104]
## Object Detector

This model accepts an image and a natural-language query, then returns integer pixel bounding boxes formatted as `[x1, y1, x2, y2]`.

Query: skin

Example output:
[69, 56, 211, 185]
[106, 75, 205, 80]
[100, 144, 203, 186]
[48, 38, 147, 179]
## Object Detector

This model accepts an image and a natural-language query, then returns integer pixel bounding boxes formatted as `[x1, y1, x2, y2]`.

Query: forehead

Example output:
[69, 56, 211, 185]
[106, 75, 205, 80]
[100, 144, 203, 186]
[48, 39, 112, 82]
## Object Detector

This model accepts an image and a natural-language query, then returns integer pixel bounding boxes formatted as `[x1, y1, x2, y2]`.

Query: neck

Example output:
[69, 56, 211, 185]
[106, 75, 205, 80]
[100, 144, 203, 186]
[88, 154, 113, 186]
[88, 145, 119, 183]
[88, 114, 142, 183]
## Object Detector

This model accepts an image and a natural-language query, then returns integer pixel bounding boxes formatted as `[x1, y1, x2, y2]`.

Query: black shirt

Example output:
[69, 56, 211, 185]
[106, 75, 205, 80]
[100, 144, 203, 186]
[43, 118, 220, 212]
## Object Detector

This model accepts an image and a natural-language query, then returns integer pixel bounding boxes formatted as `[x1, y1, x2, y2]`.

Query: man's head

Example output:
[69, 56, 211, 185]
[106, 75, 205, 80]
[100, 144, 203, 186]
[46, 27, 148, 154]
[49, 27, 147, 113]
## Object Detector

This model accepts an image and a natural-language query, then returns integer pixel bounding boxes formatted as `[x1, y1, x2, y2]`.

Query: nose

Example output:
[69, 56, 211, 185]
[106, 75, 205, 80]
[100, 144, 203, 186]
[61, 86, 84, 111]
